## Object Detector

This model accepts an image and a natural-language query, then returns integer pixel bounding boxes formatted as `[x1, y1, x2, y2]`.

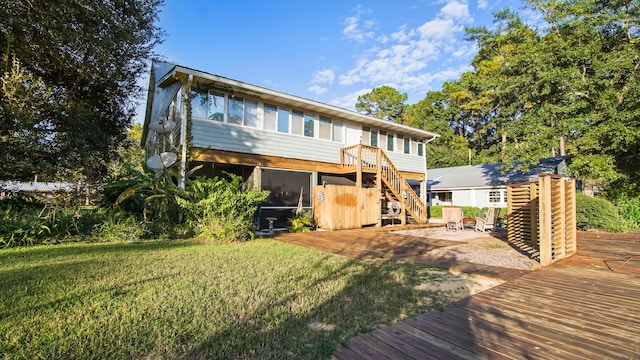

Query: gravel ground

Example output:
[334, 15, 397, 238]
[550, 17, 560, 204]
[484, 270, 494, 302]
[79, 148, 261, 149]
[394, 227, 540, 270]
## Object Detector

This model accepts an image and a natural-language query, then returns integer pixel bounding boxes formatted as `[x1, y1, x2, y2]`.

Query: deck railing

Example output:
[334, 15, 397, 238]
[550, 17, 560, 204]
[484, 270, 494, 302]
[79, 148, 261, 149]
[340, 144, 426, 223]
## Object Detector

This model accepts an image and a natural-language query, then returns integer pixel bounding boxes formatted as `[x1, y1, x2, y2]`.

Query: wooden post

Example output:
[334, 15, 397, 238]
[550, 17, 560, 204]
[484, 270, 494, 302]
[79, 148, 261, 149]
[567, 177, 577, 255]
[539, 176, 552, 266]
[376, 148, 382, 227]
[529, 182, 539, 249]
[558, 176, 567, 258]
[400, 182, 407, 226]
[356, 145, 363, 228]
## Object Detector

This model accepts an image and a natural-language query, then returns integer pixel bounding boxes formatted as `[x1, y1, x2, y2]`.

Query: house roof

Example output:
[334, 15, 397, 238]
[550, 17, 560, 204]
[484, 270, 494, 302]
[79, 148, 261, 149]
[143, 60, 439, 144]
[427, 157, 568, 190]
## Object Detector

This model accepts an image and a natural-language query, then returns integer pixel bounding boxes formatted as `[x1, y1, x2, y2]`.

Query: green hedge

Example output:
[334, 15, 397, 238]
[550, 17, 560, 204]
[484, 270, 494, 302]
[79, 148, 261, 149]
[576, 193, 629, 232]
[428, 205, 499, 219]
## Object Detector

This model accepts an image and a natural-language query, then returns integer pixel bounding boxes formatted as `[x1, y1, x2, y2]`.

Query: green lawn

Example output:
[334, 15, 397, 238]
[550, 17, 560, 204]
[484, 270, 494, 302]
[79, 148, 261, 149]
[0, 238, 453, 359]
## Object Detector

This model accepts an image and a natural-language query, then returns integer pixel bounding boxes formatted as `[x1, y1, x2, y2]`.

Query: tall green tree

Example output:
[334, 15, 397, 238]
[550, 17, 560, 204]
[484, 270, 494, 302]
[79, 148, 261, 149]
[356, 85, 408, 123]
[0, 0, 163, 182]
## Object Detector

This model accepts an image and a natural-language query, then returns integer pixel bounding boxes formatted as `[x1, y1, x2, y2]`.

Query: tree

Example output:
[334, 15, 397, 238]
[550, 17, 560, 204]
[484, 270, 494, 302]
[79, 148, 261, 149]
[0, 0, 163, 182]
[355, 85, 408, 123]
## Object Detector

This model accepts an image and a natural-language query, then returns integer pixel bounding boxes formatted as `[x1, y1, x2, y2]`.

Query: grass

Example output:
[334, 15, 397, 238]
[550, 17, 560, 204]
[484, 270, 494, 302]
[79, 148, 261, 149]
[0, 238, 452, 359]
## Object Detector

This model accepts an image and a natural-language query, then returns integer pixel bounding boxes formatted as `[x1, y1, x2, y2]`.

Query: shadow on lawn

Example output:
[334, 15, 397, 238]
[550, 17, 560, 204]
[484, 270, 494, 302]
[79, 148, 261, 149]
[183, 254, 460, 359]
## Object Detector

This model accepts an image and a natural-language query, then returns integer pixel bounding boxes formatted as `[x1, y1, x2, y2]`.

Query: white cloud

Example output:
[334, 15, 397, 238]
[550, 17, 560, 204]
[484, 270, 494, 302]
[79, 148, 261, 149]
[440, 1, 472, 21]
[308, 85, 328, 95]
[417, 18, 461, 41]
[329, 88, 372, 110]
[311, 69, 336, 84]
[478, 0, 488, 9]
[342, 5, 376, 42]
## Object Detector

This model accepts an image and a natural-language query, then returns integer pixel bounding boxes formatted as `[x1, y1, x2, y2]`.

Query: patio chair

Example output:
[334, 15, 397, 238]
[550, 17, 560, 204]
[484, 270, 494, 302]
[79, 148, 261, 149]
[475, 207, 500, 232]
[382, 201, 402, 225]
[442, 207, 464, 231]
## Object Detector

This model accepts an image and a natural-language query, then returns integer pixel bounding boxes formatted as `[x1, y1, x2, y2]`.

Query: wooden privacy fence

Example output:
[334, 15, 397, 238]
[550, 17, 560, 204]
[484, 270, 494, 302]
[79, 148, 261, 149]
[314, 185, 379, 230]
[507, 174, 577, 266]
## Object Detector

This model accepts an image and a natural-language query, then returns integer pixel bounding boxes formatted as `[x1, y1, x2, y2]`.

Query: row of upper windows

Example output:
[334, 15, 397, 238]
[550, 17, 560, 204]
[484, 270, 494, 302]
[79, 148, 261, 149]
[362, 127, 424, 156]
[190, 89, 344, 142]
[190, 89, 424, 156]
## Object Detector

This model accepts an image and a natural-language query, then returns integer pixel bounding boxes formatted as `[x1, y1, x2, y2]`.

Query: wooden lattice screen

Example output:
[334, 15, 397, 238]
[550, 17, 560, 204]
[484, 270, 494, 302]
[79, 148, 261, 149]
[507, 174, 577, 266]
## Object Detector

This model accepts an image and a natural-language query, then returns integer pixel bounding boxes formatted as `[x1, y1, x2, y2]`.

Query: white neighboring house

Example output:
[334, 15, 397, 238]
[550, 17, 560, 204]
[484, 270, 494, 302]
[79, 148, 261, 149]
[427, 157, 569, 208]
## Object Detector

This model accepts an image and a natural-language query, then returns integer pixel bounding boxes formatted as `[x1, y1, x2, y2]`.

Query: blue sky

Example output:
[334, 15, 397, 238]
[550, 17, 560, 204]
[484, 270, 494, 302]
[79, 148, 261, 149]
[139, 0, 528, 121]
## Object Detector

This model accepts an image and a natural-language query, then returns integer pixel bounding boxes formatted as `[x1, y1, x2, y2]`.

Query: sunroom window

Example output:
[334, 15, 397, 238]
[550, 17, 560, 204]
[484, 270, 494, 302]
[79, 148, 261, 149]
[332, 120, 343, 142]
[244, 100, 259, 127]
[304, 114, 315, 137]
[264, 104, 277, 130]
[319, 117, 332, 140]
[277, 108, 290, 133]
[228, 97, 243, 125]
[292, 111, 304, 135]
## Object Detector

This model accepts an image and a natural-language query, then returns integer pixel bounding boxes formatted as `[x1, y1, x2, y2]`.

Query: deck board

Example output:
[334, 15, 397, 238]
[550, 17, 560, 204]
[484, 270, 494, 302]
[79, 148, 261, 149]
[312, 230, 640, 359]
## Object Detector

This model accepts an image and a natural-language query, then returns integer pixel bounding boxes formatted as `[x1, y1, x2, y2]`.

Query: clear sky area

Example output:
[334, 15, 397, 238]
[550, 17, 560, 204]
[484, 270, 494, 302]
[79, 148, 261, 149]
[138, 0, 529, 122]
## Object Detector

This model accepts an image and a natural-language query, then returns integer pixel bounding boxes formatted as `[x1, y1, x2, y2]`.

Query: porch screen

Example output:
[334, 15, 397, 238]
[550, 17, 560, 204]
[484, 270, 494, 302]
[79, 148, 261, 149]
[261, 169, 312, 207]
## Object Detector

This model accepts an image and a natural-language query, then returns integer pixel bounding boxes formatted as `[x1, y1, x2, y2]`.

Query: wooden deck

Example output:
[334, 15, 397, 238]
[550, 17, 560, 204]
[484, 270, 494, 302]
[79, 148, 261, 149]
[328, 230, 640, 359]
[275, 228, 640, 359]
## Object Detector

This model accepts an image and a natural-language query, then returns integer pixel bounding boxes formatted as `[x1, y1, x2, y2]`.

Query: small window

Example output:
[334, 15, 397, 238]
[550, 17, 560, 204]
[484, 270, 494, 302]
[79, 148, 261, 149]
[332, 120, 343, 142]
[228, 97, 243, 125]
[319, 117, 332, 140]
[304, 114, 315, 137]
[244, 100, 259, 127]
[292, 111, 304, 135]
[277, 108, 290, 133]
[418, 143, 424, 156]
[190, 90, 208, 119]
[411, 138, 418, 154]
[387, 134, 394, 151]
[404, 137, 410, 154]
[362, 126, 370, 145]
[489, 190, 502, 203]
[370, 129, 378, 147]
[264, 104, 277, 130]
[209, 92, 225, 121]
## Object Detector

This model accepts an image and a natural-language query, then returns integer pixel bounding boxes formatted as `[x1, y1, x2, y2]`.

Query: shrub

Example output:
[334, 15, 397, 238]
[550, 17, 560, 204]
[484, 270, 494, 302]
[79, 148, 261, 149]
[614, 194, 640, 230]
[178, 174, 269, 242]
[428, 205, 496, 219]
[576, 193, 628, 232]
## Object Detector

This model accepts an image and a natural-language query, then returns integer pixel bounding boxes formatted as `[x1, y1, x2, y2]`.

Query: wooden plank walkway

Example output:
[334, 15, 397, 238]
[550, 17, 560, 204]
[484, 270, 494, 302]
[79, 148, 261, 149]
[330, 231, 640, 359]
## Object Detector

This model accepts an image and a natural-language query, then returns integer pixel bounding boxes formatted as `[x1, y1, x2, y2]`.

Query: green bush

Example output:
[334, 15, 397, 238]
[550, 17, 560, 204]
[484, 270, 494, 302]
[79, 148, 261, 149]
[177, 174, 269, 242]
[428, 205, 497, 219]
[614, 194, 640, 230]
[576, 193, 629, 232]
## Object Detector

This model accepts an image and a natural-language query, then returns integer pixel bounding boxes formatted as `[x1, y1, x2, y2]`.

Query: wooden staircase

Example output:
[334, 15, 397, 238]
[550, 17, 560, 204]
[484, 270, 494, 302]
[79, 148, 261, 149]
[340, 144, 427, 225]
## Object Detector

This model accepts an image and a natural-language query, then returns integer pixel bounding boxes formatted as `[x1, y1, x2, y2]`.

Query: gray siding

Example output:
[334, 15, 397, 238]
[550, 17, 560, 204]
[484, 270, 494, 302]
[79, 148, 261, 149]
[192, 119, 343, 164]
[386, 151, 425, 174]
[193, 119, 427, 173]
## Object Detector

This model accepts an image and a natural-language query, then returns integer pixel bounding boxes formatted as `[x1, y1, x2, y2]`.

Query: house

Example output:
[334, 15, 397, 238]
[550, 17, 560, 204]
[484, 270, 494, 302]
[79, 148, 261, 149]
[427, 157, 569, 208]
[142, 61, 439, 230]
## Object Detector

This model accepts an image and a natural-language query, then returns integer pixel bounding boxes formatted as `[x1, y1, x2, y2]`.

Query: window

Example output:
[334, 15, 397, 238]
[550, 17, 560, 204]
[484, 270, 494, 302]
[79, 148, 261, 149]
[361, 126, 370, 145]
[209, 93, 224, 121]
[277, 108, 290, 133]
[489, 190, 502, 203]
[387, 134, 394, 151]
[332, 120, 343, 142]
[411, 138, 418, 155]
[304, 114, 315, 137]
[190, 90, 208, 119]
[228, 97, 243, 125]
[264, 104, 277, 130]
[404, 137, 410, 154]
[418, 142, 424, 156]
[319, 117, 332, 140]
[244, 100, 259, 127]
[379, 131, 387, 149]
[397, 135, 404, 153]
[292, 111, 304, 135]
[370, 128, 378, 147]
